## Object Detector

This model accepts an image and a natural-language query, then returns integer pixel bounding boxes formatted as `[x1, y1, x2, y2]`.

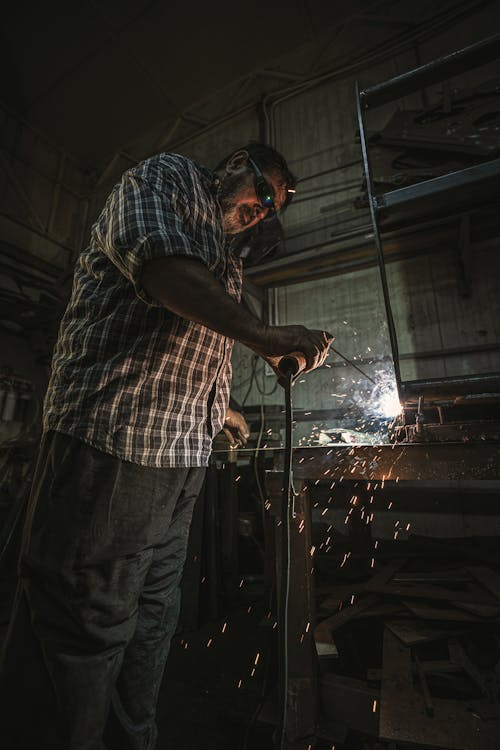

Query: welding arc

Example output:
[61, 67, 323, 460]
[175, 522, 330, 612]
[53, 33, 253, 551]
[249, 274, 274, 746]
[330, 345, 376, 385]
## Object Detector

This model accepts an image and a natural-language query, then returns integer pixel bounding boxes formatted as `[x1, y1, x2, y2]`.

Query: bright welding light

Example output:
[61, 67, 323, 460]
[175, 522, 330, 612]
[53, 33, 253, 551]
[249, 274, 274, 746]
[376, 387, 401, 418]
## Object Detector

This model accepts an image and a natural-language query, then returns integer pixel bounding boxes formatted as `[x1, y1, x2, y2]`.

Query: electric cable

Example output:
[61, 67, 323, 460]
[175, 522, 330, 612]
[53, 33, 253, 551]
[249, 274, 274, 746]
[277, 369, 294, 750]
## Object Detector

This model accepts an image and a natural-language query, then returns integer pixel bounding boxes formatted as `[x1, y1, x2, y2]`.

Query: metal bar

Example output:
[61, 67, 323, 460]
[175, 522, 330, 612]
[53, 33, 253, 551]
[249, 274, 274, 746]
[355, 81, 402, 396]
[375, 158, 500, 226]
[401, 372, 500, 399]
[360, 32, 500, 109]
[400, 342, 500, 361]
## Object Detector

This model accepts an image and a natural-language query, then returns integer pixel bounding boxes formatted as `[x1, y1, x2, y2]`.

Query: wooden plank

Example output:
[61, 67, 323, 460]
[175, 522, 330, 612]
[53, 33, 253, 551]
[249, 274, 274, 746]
[356, 602, 407, 618]
[394, 569, 472, 585]
[314, 594, 380, 639]
[414, 655, 434, 717]
[452, 600, 500, 618]
[380, 627, 500, 748]
[365, 580, 496, 604]
[386, 619, 457, 646]
[368, 661, 461, 681]
[402, 599, 483, 622]
[367, 558, 408, 587]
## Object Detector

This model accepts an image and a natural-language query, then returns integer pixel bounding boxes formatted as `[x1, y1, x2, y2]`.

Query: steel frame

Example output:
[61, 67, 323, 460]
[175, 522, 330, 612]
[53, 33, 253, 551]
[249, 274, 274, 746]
[355, 32, 500, 404]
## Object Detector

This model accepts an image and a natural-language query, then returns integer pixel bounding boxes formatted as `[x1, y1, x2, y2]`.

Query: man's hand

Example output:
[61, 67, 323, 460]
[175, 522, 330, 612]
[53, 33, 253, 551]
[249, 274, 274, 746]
[252, 327, 334, 373]
[223, 408, 250, 448]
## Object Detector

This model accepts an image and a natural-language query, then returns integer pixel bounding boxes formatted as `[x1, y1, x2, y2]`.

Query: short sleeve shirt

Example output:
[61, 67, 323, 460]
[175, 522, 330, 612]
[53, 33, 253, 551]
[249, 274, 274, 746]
[43, 153, 243, 467]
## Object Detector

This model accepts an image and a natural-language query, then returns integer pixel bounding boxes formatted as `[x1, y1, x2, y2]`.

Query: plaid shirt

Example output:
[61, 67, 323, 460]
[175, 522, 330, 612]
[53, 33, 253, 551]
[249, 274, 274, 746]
[43, 153, 243, 467]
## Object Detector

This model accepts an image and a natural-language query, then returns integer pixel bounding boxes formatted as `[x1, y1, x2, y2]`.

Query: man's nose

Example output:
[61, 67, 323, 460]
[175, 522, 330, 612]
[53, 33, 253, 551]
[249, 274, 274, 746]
[254, 204, 269, 219]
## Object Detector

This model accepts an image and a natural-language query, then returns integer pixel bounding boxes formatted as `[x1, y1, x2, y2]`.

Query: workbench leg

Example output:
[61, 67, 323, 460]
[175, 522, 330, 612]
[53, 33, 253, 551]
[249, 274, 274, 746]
[269, 476, 318, 748]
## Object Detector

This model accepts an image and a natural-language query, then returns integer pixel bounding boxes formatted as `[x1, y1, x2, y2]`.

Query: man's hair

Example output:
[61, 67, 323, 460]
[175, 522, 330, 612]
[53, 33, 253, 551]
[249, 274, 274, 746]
[215, 141, 297, 210]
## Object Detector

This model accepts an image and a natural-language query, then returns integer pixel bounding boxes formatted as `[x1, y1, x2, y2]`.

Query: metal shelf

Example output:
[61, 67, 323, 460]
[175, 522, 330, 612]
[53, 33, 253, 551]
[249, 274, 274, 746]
[376, 158, 500, 230]
[356, 33, 500, 400]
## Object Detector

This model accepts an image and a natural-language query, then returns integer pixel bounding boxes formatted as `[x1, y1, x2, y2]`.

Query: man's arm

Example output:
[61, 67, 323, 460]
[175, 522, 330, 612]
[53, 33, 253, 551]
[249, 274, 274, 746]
[142, 256, 332, 370]
[142, 256, 266, 349]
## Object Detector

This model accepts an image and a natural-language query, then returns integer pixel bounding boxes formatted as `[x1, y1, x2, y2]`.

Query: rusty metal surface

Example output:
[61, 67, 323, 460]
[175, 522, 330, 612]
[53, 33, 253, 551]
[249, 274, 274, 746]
[271, 443, 500, 481]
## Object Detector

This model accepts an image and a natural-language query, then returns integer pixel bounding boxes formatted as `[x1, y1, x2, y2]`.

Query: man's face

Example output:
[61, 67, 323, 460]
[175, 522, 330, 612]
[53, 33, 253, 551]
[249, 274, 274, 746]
[218, 153, 287, 235]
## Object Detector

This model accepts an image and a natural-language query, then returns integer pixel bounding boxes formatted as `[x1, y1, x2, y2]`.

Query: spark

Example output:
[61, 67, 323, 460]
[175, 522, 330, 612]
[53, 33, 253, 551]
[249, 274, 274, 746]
[372, 699, 378, 713]
[221, 622, 228, 634]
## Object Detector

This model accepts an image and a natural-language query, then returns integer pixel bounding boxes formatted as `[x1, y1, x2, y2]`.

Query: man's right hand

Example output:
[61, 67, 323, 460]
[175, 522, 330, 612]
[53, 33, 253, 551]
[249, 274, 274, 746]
[252, 325, 333, 373]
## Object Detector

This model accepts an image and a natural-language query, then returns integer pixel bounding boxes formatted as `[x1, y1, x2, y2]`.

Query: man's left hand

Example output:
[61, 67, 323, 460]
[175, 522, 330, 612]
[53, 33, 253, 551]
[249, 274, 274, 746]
[223, 408, 250, 448]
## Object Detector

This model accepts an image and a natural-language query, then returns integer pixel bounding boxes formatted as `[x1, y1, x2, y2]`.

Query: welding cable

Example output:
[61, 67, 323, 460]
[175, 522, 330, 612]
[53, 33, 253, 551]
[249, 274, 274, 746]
[241, 355, 279, 408]
[253, 401, 267, 535]
[277, 369, 294, 750]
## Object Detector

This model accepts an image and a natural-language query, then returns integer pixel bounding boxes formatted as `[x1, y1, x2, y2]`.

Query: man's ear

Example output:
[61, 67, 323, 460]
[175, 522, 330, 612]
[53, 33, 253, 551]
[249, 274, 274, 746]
[225, 149, 249, 175]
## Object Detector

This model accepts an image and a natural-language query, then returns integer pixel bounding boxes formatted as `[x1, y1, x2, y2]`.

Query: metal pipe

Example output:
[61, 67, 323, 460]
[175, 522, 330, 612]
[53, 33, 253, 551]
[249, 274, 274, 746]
[355, 81, 402, 395]
[361, 32, 500, 109]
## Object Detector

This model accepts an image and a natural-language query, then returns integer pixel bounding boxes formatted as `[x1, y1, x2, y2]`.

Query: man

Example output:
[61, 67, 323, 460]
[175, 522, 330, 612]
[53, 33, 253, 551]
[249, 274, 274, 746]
[1, 142, 331, 748]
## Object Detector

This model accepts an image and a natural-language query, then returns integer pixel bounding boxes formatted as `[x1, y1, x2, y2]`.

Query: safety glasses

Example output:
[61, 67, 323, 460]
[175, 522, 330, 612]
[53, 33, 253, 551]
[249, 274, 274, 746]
[248, 157, 276, 213]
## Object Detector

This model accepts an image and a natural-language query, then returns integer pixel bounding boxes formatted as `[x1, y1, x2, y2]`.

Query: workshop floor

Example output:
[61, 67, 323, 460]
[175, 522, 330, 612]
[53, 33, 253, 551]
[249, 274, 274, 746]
[158, 597, 276, 750]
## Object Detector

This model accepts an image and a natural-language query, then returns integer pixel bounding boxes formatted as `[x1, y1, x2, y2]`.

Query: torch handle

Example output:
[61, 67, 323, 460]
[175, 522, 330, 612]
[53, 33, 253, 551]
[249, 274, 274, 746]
[276, 351, 307, 379]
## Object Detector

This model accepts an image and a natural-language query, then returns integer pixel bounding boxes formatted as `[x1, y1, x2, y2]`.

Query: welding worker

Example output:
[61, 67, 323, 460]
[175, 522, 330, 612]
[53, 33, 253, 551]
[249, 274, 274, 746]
[0, 142, 332, 749]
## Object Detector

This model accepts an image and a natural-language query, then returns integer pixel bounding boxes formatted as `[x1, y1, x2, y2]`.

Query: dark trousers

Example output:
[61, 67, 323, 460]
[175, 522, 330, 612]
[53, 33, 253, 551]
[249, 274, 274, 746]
[0, 430, 206, 750]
